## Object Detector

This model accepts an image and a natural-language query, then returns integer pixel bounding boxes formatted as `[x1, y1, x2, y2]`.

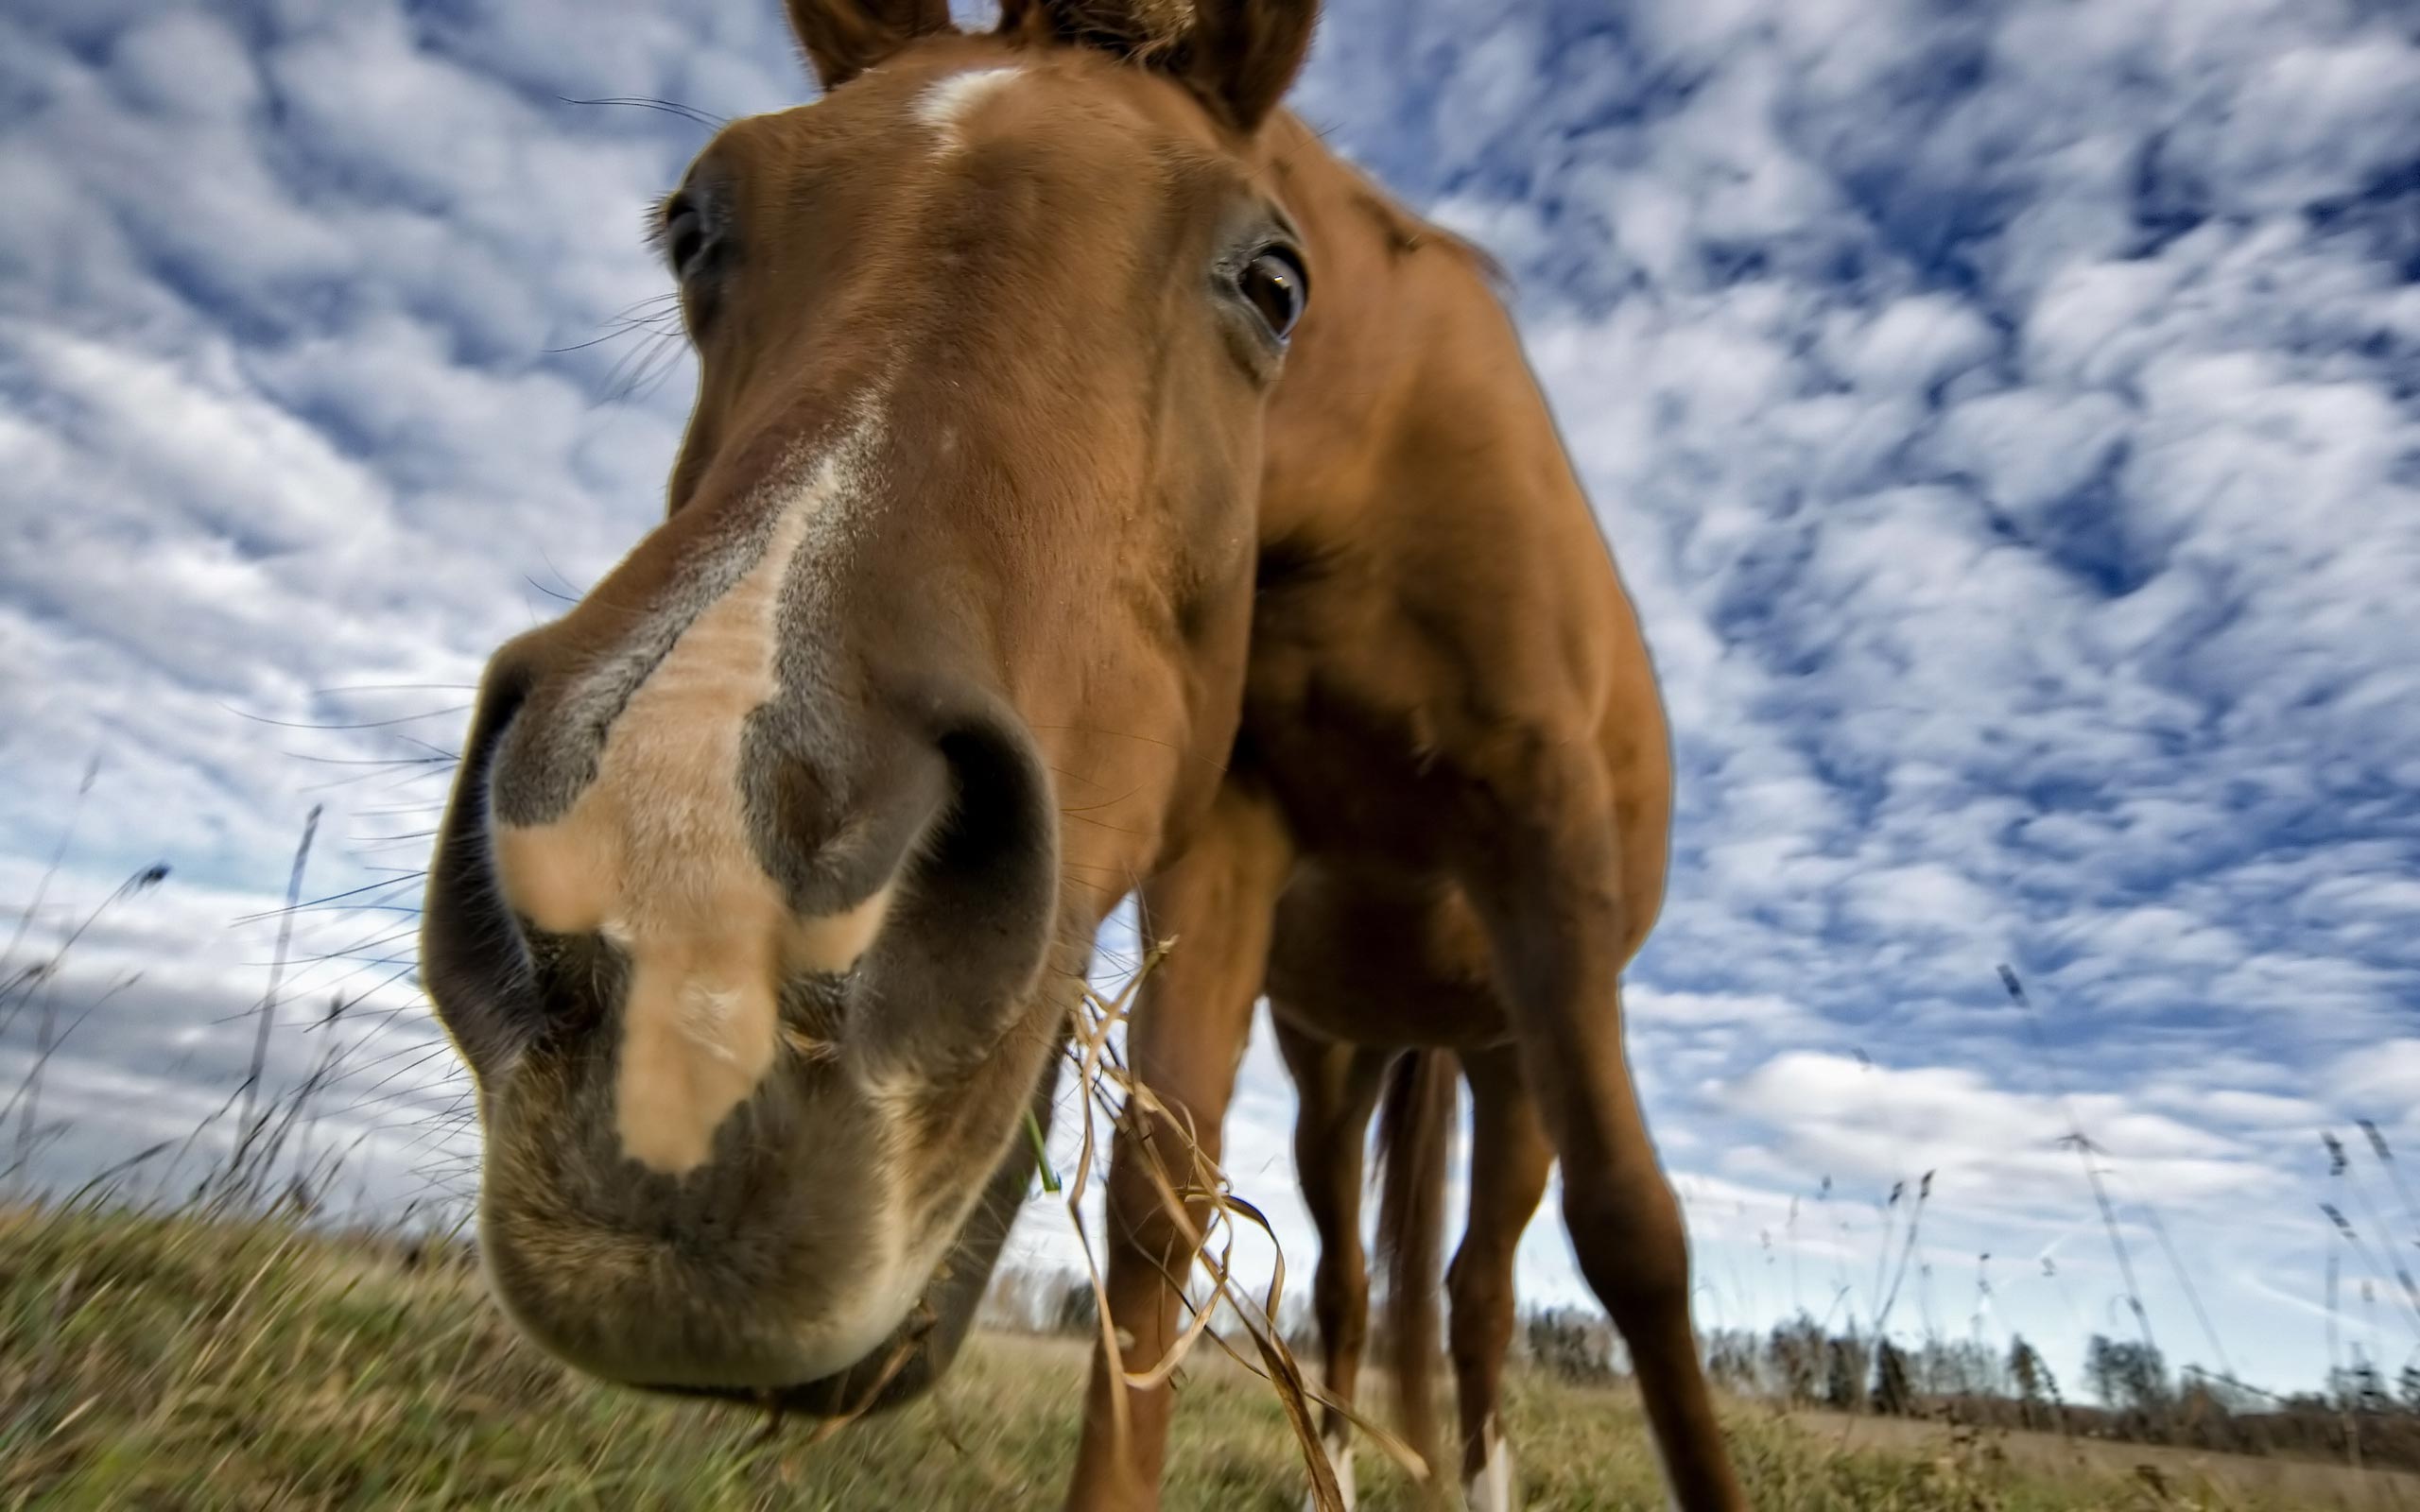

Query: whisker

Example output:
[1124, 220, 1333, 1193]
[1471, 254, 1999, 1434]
[220, 703, 473, 732]
[545, 293, 685, 355]
[283, 752, 457, 769]
[557, 94, 728, 131]
[232, 873, 428, 925]
[302, 682, 479, 697]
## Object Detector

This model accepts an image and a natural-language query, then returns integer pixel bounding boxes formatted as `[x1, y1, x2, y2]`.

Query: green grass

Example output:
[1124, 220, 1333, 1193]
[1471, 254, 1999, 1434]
[0, 1202, 2397, 1510]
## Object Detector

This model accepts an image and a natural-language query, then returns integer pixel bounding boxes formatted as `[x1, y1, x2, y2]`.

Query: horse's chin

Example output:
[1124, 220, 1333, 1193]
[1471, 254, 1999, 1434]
[639, 1049, 1062, 1420]
[644, 1307, 947, 1418]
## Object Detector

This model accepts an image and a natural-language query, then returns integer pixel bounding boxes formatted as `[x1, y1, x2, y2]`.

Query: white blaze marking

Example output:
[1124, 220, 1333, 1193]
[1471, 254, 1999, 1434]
[1301, 1428, 1355, 1512]
[913, 65, 1023, 148]
[1466, 1416, 1517, 1512]
[493, 410, 889, 1177]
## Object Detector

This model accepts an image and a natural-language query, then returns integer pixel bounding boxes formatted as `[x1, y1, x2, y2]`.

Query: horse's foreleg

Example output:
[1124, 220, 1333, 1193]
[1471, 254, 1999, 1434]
[1065, 784, 1291, 1512]
[1459, 753, 1748, 1512]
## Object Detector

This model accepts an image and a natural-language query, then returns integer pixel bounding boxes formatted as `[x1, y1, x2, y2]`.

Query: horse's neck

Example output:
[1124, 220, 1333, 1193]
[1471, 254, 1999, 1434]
[1249, 113, 1648, 763]
[1258, 118, 1454, 536]
[1257, 115, 1596, 579]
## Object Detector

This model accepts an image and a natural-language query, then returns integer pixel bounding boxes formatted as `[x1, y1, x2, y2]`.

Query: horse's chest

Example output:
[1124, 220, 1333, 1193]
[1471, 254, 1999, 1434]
[1239, 663, 1464, 871]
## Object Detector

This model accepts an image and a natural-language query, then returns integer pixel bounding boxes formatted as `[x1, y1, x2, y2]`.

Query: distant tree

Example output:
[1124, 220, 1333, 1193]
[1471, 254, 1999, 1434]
[1703, 1327, 1762, 1393]
[2003, 1335, 2081, 1432]
[2085, 1333, 2169, 1413]
[2084, 1333, 2116, 1407]
[1913, 1337, 2005, 1397]
[1055, 1278, 1099, 1336]
[2009, 1335, 2050, 1427]
[1768, 1315, 1825, 1404]
[1525, 1306, 1617, 1384]
[2010, 1336, 2045, 1403]
[2332, 1360, 2388, 1413]
[1873, 1340, 1915, 1416]
[2401, 1362, 2420, 1414]
[1824, 1332, 1869, 1413]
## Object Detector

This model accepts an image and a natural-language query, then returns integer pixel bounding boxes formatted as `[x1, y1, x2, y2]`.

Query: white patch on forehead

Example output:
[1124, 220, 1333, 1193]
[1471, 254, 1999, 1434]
[913, 65, 1023, 148]
[491, 403, 890, 1177]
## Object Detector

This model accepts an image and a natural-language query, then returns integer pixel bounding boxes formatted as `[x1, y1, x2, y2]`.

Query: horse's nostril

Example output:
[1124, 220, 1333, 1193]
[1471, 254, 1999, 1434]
[932, 719, 1056, 906]
[419, 649, 549, 1072]
[746, 708, 948, 920]
[848, 709, 1060, 1063]
[460, 640, 542, 806]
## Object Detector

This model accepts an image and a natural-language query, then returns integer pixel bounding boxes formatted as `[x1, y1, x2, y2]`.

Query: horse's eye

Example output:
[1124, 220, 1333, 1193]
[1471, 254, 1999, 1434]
[1236, 247, 1307, 343]
[663, 197, 709, 279]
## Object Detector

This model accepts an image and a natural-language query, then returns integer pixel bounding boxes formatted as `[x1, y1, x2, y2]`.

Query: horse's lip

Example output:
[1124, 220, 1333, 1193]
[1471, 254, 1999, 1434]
[643, 1372, 867, 1415]
[621, 1038, 1059, 1420]
[632, 1295, 939, 1418]
[639, 1336, 927, 1418]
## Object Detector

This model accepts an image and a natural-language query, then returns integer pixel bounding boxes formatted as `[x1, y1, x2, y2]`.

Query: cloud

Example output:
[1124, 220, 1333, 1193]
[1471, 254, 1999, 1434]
[2331, 1040, 2420, 1130]
[1726, 1050, 2266, 1205]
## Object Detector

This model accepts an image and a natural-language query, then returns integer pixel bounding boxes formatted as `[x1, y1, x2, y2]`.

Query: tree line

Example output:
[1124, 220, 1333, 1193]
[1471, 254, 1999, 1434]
[979, 1265, 2420, 1471]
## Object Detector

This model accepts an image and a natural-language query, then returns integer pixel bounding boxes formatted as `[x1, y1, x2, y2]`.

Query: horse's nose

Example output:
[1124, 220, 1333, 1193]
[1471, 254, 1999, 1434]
[422, 612, 1059, 1173]
[416, 608, 1063, 1388]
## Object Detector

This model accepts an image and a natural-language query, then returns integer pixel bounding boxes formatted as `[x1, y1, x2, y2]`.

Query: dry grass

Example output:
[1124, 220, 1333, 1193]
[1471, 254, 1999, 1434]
[1803, 1411, 2420, 1512]
[10, 1202, 2416, 1511]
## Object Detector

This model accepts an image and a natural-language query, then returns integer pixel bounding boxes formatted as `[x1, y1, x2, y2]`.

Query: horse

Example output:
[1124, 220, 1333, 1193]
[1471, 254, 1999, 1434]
[416, 2, 1747, 1509]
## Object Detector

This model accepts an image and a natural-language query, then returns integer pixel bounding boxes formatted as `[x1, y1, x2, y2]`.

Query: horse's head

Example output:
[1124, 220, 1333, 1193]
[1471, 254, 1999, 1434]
[420, 0, 1317, 1410]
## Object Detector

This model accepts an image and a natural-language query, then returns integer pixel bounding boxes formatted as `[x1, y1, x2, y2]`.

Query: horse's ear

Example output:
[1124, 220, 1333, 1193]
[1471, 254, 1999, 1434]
[1000, 0, 1319, 133]
[1185, 0, 1319, 130]
[785, 0, 956, 91]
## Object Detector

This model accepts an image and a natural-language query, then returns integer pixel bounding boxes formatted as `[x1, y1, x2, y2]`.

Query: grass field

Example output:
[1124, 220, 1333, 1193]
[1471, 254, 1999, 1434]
[8, 1203, 2417, 1511]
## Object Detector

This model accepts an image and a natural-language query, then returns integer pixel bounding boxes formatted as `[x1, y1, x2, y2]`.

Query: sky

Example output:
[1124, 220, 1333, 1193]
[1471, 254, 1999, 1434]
[4, 0, 2419, 1404]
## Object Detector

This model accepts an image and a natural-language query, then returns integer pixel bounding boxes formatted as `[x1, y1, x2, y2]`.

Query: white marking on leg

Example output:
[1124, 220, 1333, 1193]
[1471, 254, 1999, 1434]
[913, 65, 1023, 149]
[1301, 1426, 1355, 1512]
[1465, 1415, 1517, 1512]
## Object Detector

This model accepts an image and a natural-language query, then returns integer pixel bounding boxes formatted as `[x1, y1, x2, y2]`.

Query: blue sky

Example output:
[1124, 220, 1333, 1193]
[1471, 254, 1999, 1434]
[4, 0, 2418, 1400]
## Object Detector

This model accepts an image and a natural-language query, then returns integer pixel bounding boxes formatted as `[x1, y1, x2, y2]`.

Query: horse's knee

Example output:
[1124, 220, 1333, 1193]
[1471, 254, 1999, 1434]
[1560, 1167, 1691, 1325]
[1104, 1115, 1222, 1269]
[1446, 1247, 1513, 1365]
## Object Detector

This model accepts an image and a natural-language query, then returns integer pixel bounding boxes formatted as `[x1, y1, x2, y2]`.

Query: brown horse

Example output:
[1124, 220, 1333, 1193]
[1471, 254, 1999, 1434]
[417, 1, 1744, 1508]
